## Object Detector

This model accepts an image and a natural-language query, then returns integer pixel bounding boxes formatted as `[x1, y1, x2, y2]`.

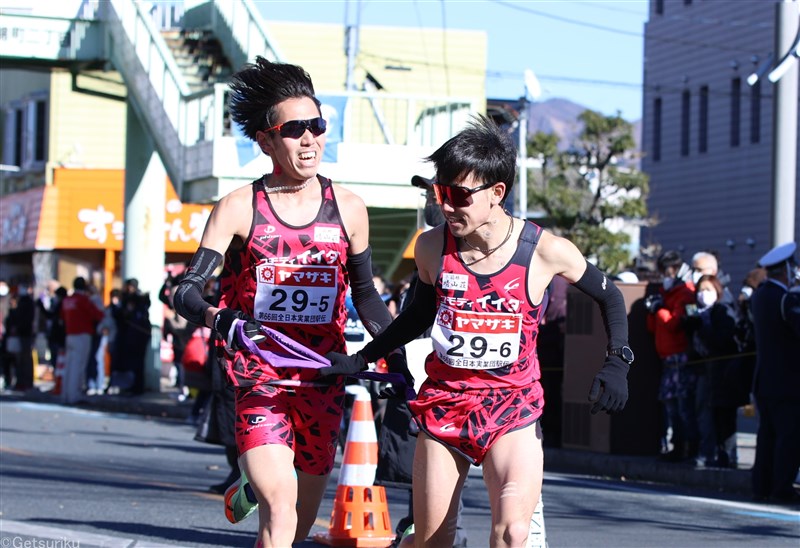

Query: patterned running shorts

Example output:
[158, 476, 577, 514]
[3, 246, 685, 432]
[235, 382, 345, 475]
[408, 381, 544, 465]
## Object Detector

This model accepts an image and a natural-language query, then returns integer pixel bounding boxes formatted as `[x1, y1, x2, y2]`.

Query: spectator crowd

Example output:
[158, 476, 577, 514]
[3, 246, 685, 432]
[0, 241, 797, 507]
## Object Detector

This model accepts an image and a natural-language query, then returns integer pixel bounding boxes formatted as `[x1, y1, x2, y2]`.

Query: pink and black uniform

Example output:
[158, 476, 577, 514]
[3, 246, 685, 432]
[408, 221, 545, 464]
[218, 175, 350, 474]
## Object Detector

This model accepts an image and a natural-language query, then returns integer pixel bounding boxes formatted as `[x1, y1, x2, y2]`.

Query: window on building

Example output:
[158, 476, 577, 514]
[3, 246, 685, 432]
[681, 90, 690, 156]
[699, 86, 708, 153]
[730, 77, 741, 148]
[750, 79, 761, 144]
[13, 108, 23, 167]
[1, 94, 48, 170]
[653, 97, 662, 162]
[34, 100, 47, 162]
[656, 0, 664, 15]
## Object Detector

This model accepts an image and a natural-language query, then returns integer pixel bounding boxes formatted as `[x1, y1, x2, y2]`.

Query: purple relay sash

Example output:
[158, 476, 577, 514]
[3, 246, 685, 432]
[235, 322, 416, 399]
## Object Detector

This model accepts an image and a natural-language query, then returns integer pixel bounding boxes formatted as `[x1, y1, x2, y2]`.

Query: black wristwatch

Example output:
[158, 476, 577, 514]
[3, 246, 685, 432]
[607, 345, 635, 365]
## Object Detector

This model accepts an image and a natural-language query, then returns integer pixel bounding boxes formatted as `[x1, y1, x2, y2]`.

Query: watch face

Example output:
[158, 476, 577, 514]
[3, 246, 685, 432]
[621, 346, 634, 362]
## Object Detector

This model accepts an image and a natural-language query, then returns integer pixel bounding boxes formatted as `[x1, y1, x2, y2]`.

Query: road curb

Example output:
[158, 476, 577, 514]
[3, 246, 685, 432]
[544, 447, 751, 496]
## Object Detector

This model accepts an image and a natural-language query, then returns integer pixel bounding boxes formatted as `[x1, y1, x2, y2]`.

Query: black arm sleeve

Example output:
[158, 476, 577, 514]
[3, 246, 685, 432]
[360, 279, 437, 363]
[174, 247, 223, 327]
[571, 260, 628, 350]
[347, 246, 394, 337]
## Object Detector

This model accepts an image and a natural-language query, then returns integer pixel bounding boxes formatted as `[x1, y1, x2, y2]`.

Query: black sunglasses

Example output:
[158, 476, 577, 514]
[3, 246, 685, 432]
[265, 117, 327, 139]
[432, 181, 496, 207]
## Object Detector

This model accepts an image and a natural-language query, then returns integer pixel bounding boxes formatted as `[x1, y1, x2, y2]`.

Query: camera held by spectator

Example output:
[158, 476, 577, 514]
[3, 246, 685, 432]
[644, 294, 664, 314]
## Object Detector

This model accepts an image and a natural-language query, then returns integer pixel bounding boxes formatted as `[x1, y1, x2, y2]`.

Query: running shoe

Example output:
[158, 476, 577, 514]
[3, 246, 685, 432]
[224, 470, 258, 524]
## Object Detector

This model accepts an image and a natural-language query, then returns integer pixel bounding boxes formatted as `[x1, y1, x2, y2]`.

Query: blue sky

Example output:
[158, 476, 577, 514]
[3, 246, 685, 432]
[255, 0, 649, 121]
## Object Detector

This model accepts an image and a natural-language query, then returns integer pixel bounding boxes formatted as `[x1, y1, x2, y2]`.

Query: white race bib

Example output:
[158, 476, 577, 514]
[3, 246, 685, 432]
[431, 305, 522, 369]
[254, 263, 338, 324]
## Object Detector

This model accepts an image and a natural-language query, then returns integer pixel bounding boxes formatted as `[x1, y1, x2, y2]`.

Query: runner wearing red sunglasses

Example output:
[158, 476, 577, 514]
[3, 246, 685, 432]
[174, 57, 410, 547]
[324, 115, 633, 548]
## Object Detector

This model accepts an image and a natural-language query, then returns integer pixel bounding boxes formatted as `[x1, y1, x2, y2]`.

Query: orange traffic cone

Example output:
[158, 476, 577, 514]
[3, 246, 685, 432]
[314, 385, 395, 548]
[49, 350, 65, 396]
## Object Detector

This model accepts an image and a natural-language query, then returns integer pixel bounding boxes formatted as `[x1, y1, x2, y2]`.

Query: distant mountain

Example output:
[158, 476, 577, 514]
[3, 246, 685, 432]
[526, 98, 587, 150]
[526, 98, 642, 153]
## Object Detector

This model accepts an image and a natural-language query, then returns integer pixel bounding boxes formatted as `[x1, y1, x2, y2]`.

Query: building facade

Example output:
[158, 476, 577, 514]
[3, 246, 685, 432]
[642, 0, 799, 287]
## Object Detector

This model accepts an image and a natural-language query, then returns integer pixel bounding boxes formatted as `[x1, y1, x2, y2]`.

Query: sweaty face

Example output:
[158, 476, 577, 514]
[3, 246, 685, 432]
[438, 173, 500, 237]
[257, 97, 326, 182]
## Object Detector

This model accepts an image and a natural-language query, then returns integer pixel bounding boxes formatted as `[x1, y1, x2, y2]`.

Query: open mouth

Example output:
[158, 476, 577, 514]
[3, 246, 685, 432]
[299, 151, 316, 161]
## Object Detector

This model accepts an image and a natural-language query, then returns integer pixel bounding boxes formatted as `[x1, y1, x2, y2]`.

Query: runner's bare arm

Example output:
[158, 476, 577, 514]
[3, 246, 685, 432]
[198, 185, 254, 256]
[334, 185, 370, 256]
[174, 186, 254, 328]
[415, 226, 446, 287]
[535, 231, 631, 414]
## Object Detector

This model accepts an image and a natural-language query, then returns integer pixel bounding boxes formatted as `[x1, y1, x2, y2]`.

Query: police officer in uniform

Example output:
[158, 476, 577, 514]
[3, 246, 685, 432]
[750, 242, 800, 504]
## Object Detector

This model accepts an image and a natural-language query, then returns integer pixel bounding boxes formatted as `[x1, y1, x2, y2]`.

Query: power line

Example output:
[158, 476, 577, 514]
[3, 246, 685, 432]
[489, 0, 769, 55]
[571, 0, 649, 17]
[361, 50, 776, 101]
[488, 70, 642, 90]
[491, 0, 642, 37]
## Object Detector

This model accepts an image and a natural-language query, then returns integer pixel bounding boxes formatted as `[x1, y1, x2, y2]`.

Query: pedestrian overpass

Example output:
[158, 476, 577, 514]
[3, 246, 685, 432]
[0, 0, 478, 281]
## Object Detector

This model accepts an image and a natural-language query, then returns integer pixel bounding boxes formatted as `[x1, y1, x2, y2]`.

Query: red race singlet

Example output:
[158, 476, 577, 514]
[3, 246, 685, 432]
[425, 221, 545, 391]
[218, 176, 350, 386]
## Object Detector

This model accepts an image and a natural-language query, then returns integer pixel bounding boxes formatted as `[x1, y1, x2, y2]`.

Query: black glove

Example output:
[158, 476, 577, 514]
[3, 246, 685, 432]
[644, 294, 664, 314]
[213, 309, 265, 350]
[320, 351, 367, 377]
[378, 349, 415, 400]
[587, 355, 629, 414]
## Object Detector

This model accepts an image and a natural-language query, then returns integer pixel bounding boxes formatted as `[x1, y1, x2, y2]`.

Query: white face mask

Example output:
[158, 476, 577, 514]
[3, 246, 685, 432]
[692, 271, 702, 285]
[740, 286, 753, 299]
[662, 277, 675, 291]
[697, 289, 717, 308]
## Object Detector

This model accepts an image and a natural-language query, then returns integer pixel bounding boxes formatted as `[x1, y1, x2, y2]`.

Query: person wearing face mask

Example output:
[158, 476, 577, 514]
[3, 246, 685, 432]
[691, 250, 734, 297]
[750, 242, 800, 504]
[684, 274, 742, 468]
[646, 250, 697, 462]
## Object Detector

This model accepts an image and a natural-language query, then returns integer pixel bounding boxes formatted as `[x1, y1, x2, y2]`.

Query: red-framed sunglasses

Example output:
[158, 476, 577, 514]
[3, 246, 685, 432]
[265, 117, 327, 139]
[432, 181, 497, 207]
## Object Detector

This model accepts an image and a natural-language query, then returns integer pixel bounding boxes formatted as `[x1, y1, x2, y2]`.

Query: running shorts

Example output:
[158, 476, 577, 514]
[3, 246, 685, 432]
[409, 381, 544, 465]
[234, 382, 345, 475]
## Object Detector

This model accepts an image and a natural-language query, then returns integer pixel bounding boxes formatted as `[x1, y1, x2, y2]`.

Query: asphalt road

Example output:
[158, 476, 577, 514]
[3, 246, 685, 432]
[0, 400, 797, 547]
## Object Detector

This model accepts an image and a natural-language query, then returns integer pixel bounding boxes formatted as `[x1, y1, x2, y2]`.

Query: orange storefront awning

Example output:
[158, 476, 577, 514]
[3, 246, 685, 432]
[0, 168, 212, 255]
[402, 228, 424, 259]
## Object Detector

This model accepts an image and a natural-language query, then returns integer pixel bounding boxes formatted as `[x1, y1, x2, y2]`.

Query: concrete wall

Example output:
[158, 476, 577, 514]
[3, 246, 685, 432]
[264, 20, 487, 106]
[48, 71, 127, 172]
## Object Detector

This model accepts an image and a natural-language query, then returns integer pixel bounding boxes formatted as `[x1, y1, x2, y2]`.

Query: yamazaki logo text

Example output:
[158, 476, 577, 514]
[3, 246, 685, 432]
[437, 307, 521, 334]
[258, 264, 336, 287]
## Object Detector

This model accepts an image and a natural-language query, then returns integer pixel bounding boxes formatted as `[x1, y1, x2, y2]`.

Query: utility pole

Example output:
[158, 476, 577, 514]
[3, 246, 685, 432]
[518, 69, 541, 220]
[518, 96, 529, 220]
[344, 0, 360, 91]
[771, 0, 799, 246]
